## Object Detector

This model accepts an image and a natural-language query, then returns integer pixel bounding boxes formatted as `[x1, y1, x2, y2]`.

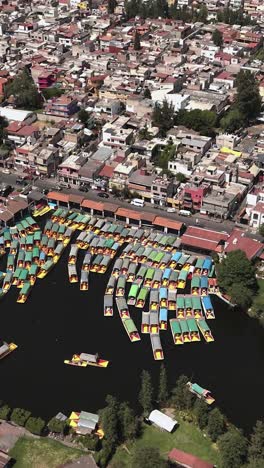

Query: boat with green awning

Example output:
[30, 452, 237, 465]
[12, 268, 22, 286]
[29, 264, 38, 285]
[17, 268, 29, 288]
[127, 262, 137, 282]
[191, 276, 200, 295]
[128, 283, 139, 306]
[177, 269, 188, 289]
[32, 247, 40, 263]
[17, 281, 31, 303]
[37, 259, 54, 279]
[179, 319, 191, 342]
[185, 296, 193, 318]
[169, 270, 178, 290]
[116, 276, 126, 297]
[148, 249, 158, 265]
[3, 230, 11, 247]
[136, 287, 149, 308]
[176, 295, 185, 319]
[47, 238, 55, 256]
[53, 243, 65, 264]
[187, 382, 215, 405]
[170, 319, 183, 345]
[122, 318, 140, 342]
[197, 319, 214, 342]
[194, 257, 204, 275]
[33, 230, 41, 246]
[3, 271, 12, 292]
[7, 254, 15, 272]
[24, 251, 33, 269]
[17, 250, 25, 268]
[152, 251, 164, 268]
[90, 254, 103, 273]
[192, 296, 203, 319]
[144, 268, 155, 288]
[10, 240, 19, 255]
[187, 318, 200, 341]
[98, 255, 111, 274]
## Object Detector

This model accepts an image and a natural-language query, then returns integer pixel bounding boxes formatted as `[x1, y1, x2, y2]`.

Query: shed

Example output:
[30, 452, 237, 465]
[148, 409, 177, 432]
[168, 448, 214, 468]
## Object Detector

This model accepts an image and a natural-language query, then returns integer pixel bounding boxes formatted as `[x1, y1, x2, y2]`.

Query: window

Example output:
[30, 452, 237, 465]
[253, 213, 259, 220]
[152, 186, 157, 191]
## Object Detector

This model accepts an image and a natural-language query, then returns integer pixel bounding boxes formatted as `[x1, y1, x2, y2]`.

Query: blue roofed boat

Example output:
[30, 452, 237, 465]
[202, 296, 215, 319]
[159, 308, 168, 330]
[200, 276, 209, 296]
[162, 268, 171, 287]
[202, 257, 212, 275]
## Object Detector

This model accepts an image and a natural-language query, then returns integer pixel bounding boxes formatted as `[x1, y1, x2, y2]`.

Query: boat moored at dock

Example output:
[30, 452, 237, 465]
[177, 269, 188, 289]
[187, 382, 215, 405]
[202, 296, 215, 319]
[122, 318, 140, 342]
[191, 276, 200, 295]
[29, 264, 38, 285]
[159, 308, 168, 330]
[202, 257, 212, 276]
[68, 264, 78, 283]
[150, 333, 164, 360]
[64, 352, 109, 368]
[152, 269, 162, 289]
[135, 287, 149, 308]
[185, 295, 194, 318]
[197, 319, 214, 342]
[192, 296, 203, 319]
[159, 287, 168, 308]
[200, 276, 209, 296]
[127, 283, 139, 306]
[37, 259, 54, 279]
[3, 271, 13, 292]
[68, 244, 79, 265]
[179, 319, 191, 343]
[127, 262, 137, 282]
[187, 318, 200, 341]
[116, 276, 126, 297]
[80, 270, 89, 291]
[170, 319, 184, 345]
[116, 297, 130, 319]
[141, 311, 150, 333]
[104, 294, 113, 316]
[17, 281, 32, 303]
[168, 290, 176, 311]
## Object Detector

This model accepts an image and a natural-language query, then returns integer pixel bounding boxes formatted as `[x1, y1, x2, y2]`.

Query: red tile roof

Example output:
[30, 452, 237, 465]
[168, 448, 214, 468]
[99, 165, 115, 178]
[154, 216, 183, 231]
[68, 194, 84, 204]
[115, 207, 141, 220]
[81, 199, 104, 211]
[181, 234, 220, 252]
[224, 229, 263, 260]
[47, 192, 69, 203]
[103, 202, 119, 213]
[184, 226, 229, 242]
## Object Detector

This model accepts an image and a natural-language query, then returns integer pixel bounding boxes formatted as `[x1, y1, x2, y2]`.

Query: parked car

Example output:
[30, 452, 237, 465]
[79, 186, 89, 192]
[2, 168, 11, 174]
[167, 208, 176, 213]
[98, 192, 109, 199]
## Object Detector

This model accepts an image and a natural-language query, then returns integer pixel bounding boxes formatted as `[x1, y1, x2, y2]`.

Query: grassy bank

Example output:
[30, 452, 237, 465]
[10, 437, 84, 468]
[250, 279, 264, 326]
[112, 416, 219, 466]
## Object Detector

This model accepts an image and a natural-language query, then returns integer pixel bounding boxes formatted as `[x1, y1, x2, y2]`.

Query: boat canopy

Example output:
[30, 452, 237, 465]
[117, 276, 126, 289]
[159, 288, 168, 300]
[116, 297, 128, 311]
[150, 290, 159, 303]
[202, 257, 212, 271]
[177, 296, 185, 308]
[100, 255, 111, 267]
[192, 296, 202, 310]
[123, 318, 137, 333]
[25, 252, 33, 262]
[150, 311, 159, 325]
[191, 276, 200, 288]
[137, 287, 149, 301]
[185, 296, 193, 309]
[200, 276, 208, 288]
[179, 320, 188, 333]
[149, 250, 157, 262]
[169, 271, 179, 282]
[54, 243, 64, 255]
[202, 296, 213, 310]
[136, 266, 147, 279]
[128, 283, 139, 298]
[162, 268, 171, 281]
[191, 383, 207, 395]
[195, 258, 204, 269]
[153, 269, 162, 281]
[171, 252, 182, 263]
[177, 255, 188, 266]
[154, 251, 164, 263]
[170, 319, 181, 334]
[178, 269, 188, 281]
[81, 270, 89, 282]
[93, 254, 103, 265]
[29, 264, 38, 275]
[187, 318, 199, 332]
[104, 295, 113, 307]
[159, 308, 168, 321]
[127, 263, 137, 274]
[145, 268, 155, 280]
[198, 319, 210, 332]
[113, 258, 122, 271]
[150, 333, 163, 351]
[19, 269, 29, 280]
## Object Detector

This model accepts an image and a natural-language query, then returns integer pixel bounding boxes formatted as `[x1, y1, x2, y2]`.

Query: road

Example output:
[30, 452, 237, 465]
[0, 172, 239, 234]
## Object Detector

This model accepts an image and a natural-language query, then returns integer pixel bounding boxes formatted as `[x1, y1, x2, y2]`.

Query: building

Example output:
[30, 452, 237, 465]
[44, 96, 79, 118]
[168, 448, 214, 468]
[224, 229, 263, 260]
[148, 410, 177, 432]
[181, 226, 229, 253]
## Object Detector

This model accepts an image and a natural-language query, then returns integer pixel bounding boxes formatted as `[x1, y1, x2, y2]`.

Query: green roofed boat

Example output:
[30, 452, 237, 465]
[170, 319, 184, 345]
[128, 283, 139, 306]
[187, 382, 215, 405]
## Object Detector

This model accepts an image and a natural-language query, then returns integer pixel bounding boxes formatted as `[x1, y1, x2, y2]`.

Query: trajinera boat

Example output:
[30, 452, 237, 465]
[187, 382, 215, 405]
[64, 353, 109, 368]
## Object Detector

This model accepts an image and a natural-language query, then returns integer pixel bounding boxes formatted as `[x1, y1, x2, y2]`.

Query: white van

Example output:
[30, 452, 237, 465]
[179, 209, 192, 217]
[130, 198, 145, 207]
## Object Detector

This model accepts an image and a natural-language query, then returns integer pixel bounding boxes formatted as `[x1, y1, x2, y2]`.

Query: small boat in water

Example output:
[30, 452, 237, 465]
[187, 318, 200, 342]
[202, 257, 212, 276]
[200, 276, 209, 296]
[177, 269, 188, 289]
[202, 296, 215, 319]
[105, 276, 117, 295]
[64, 352, 109, 368]
[122, 318, 140, 342]
[116, 297, 130, 319]
[170, 319, 184, 345]
[150, 290, 159, 311]
[17, 281, 32, 304]
[104, 294, 113, 317]
[116, 276, 126, 297]
[150, 333, 164, 360]
[7, 254, 15, 272]
[192, 296, 203, 319]
[152, 269, 162, 289]
[127, 283, 139, 306]
[159, 308, 168, 330]
[29, 264, 38, 285]
[150, 310, 159, 334]
[37, 259, 54, 279]
[159, 287, 168, 308]
[112, 258, 122, 278]
[82, 252, 92, 271]
[185, 295, 194, 318]
[68, 264, 78, 283]
[168, 270, 178, 290]
[197, 319, 214, 342]
[68, 244, 78, 265]
[80, 270, 89, 291]
[187, 382, 215, 405]
[53, 243, 65, 264]
[127, 262, 137, 282]
[135, 287, 149, 308]
[141, 311, 150, 334]
[168, 290, 176, 311]
[3, 271, 13, 292]
[0, 340, 17, 359]
[179, 319, 191, 343]
[191, 276, 200, 295]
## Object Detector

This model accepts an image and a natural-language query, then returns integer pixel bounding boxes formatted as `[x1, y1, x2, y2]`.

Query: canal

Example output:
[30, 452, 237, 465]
[0, 245, 264, 434]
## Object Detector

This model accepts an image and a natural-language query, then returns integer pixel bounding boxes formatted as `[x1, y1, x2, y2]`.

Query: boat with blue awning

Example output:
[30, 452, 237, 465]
[200, 276, 209, 296]
[162, 268, 171, 287]
[202, 296, 215, 319]
[202, 257, 212, 275]
[169, 251, 182, 269]
[159, 287, 168, 308]
[159, 308, 168, 330]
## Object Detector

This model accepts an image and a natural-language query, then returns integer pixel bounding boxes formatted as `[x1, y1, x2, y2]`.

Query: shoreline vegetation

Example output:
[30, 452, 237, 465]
[2, 369, 263, 468]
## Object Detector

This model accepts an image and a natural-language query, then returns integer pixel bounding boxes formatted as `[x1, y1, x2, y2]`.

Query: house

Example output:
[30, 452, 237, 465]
[0, 450, 11, 468]
[148, 410, 177, 432]
[0, 108, 36, 124]
[44, 96, 79, 118]
[168, 448, 214, 468]
[224, 229, 263, 260]
[250, 202, 264, 229]
[6, 123, 40, 146]
[180, 226, 229, 254]
[69, 411, 99, 436]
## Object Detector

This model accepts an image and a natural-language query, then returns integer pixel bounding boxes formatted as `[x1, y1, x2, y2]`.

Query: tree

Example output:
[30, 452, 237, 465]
[193, 399, 210, 430]
[197, 5, 208, 22]
[216, 250, 257, 308]
[218, 429, 248, 468]
[176, 172, 186, 183]
[0, 116, 8, 145]
[131, 447, 167, 468]
[207, 408, 225, 442]
[259, 224, 264, 238]
[25, 417, 45, 435]
[138, 124, 152, 140]
[119, 402, 138, 441]
[156, 143, 176, 170]
[158, 364, 168, 405]
[107, 0, 117, 14]
[248, 420, 264, 463]
[220, 109, 244, 133]
[78, 108, 90, 125]
[96, 439, 114, 468]
[212, 29, 223, 47]
[42, 87, 64, 100]
[176, 109, 217, 136]
[152, 100, 175, 136]
[139, 370, 153, 416]
[5, 69, 42, 110]
[11, 408, 31, 426]
[99, 395, 119, 447]
[144, 88, 152, 99]
[78, 435, 99, 451]
[48, 416, 67, 434]
[235, 70, 261, 122]
[134, 30, 141, 51]
[171, 375, 195, 410]
[0, 404, 11, 420]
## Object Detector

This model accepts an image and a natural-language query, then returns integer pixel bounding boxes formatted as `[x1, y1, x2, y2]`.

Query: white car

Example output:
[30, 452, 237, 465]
[167, 208, 176, 213]
[2, 168, 10, 174]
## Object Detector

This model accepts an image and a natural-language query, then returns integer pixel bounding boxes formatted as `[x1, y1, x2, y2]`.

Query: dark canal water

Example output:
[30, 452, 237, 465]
[0, 245, 264, 434]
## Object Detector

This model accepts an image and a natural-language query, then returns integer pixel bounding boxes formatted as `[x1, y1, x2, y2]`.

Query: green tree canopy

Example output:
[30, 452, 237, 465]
[99, 395, 119, 447]
[118, 402, 138, 441]
[220, 109, 244, 133]
[258, 224, 264, 238]
[131, 447, 168, 468]
[48, 416, 67, 434]
[175, 109, 217, 136]
[139, 370, 153, 416]
[216, 250, 257, 307]
[155, 143, 176, 170]
[158, 364, 168, 405]
[0, 404, 11, 420]
[207, 408, 226, 442]
[235, 70, 261, 122]
[78, 108, 90, 125]
[25, 417, 45, 435]
[152, 100, 175, 136]
[108, 0, 117, 14]
[176, 172, 186, 183]
[212, 29, 223, 47]
[5, 69, 42, 110]
[218, 429, 248, 468]
[144, 88, 152, 99]
[171, 375, 195, 410]
[11, 408, 31, 426]
[248, 420, 264, 463]
[193, 399, 210, 430]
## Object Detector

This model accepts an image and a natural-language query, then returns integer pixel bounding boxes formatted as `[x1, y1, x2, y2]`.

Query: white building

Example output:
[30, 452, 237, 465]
[148, 410, 178, 433]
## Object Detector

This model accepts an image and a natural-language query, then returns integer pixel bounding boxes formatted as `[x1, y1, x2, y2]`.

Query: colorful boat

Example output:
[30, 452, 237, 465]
[104, 294, 113, 317]
[3, 271, 13, 292]
[159, 308, 168, 330]
[17, 269, 29, 289]
[202, 257, 212, 276]
[159, 287, 168, 308]
[37, 259, 54, 279]
[25, 235, 34, 251]
[4, 230, 11, 248]
[122, 318, 140, 342]
[105, 276, 116, 295]
[193, 257, 204, 276]
[120, 258, 130, 276]
[197, 319, 214, 342]
[53, 243, 64, 264]
[58, 224, 66, 241]
[10, 240, 19, 255]
[112, 258, 122, 278]
[170, 319, 184, 345]
[150, 333, 164, 360]
[7, 254, 15, 272]
[187, 382, 215, 405]
[68, 244, 78, 265]
[168, 271, 178, 290]
[187, 318, 200, 341]
[47, 238, 55, 256]
[179, 319, 191, 343]
[150, 310, 159, 333]
[176, 254, 189, 271]
[40, 234, 48, 251]
[32, 247, 40, 264]
[127, 262, 137, 282]
[24, 251, 33, 269]
[192, 296, 203, 319]
[169, 251, 182, 269]
[63, 228, 73, 246]
[80, 270, 89, 291]
[0, 236, 5, 255]
[82, 253, 92, 272]
[202, 296, 215, 319]
[68, 264, 78, 283]
[168, 290, 176, 311]
[25, 216, 39, 232]
[135, 265, 147, 286]
[0, 340, 18, 359]
[152, 269, 162, 289]
[98, 255, 111, 274]
[16, 223, 26, 238]
[116, 276, 126, 297]
[162, 268, 171, 287]
[33, 204, 51, 217]
[44, 219, 52, 236]
[177, 269, 188, 289]
[185, 296, 194, 318]
[144, 268, 155, 288]
[135, 287, 149, 308]
[10, 226, 19, 240]
[191, 276, 200, 295]
[64, 353, 109, 368]
[152, 251, 165, 268]
[39, 250, 46, 266]
[12, 268, 22, 286]
[127, 283, 139, 306]
[159, 253, 171, 270]
[90, 254, 103, 273]
[116, 297, 130, 319]
[141, 311, 150, 334]
[150, 290, 159, 311]
[200, 276, 208, 296]
[176, 295, 185, 319]
[29, 264, 38, 285]
[17, 281, 32, 303]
